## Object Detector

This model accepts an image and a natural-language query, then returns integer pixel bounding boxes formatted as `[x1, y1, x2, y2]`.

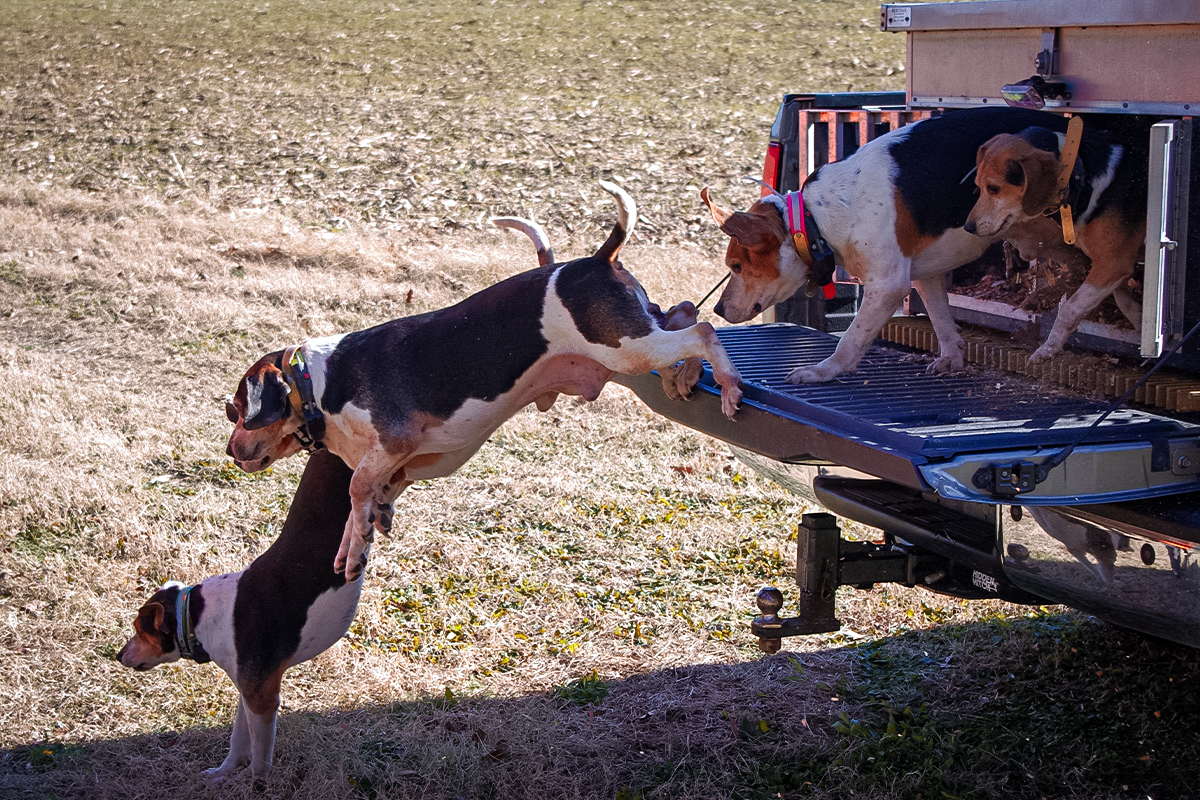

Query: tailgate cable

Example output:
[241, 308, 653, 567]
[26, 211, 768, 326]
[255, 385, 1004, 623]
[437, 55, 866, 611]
[978, 315, 1200, 497]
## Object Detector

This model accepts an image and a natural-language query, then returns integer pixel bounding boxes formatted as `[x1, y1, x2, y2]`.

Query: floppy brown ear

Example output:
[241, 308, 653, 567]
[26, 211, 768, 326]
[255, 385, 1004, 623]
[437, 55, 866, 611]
[719, 210, 782, 252]
[138, 602, 167, 634]
[241, 369, 290, 431]
[975, 141, 991, 168]
[1018, 151, 1062, 217]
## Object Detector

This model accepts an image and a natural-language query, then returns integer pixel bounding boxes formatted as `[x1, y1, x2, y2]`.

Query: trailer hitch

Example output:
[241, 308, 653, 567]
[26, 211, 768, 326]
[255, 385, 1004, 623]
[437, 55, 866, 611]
[751, 512, 936, 653]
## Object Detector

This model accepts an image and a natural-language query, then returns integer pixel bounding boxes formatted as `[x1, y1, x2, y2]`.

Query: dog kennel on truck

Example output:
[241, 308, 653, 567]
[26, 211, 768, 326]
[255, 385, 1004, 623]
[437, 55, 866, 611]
[617, 0, 1200, 649]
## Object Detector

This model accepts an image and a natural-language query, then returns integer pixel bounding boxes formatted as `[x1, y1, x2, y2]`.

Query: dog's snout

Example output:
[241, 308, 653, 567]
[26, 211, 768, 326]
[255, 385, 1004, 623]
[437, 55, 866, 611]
[226, 441, 235, 458]
[713, 299, 726, 317]
[963, 219, 977, 235]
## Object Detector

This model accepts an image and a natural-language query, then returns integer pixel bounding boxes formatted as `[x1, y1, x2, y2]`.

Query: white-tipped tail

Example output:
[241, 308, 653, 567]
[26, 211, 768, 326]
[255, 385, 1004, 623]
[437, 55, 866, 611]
[491, 216, 555, 267]
[598, 180, 637, 243]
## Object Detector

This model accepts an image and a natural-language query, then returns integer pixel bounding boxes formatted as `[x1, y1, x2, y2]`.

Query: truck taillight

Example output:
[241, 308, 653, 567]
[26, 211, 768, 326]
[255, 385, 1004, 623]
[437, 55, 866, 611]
[760, 142, 781, 196]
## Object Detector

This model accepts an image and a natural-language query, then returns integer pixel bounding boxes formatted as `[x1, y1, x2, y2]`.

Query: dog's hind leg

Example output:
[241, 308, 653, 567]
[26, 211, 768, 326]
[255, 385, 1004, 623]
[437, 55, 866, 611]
[1112, 284, 1143, 329]
[912, 276, 966, 374]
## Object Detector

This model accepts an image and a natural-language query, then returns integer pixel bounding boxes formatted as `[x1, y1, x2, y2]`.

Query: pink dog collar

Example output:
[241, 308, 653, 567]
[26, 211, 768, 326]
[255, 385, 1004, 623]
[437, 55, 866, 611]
[784, 191, 836, 300]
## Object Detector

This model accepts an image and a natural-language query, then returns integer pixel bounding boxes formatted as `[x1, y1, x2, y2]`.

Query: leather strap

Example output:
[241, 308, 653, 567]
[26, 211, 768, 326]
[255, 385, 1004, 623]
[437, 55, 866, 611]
[175, 585, 211, 664]
[1055, 116, 1084, 245]
[282, 345, 327, 451]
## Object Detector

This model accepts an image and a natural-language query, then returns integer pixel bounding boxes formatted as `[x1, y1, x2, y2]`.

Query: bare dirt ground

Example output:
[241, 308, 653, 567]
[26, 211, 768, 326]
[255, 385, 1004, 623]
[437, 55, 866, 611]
[1, 2, 1198, 799]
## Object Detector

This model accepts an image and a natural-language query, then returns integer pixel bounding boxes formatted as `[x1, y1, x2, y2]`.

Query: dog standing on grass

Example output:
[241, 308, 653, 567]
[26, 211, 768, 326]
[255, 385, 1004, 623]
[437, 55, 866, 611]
[225, 182, 743, 582]
[118, 450, 358, 784]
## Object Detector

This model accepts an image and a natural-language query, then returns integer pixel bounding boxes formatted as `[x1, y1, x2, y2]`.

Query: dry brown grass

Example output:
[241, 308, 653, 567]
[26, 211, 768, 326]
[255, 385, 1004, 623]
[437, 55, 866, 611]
[3, 1, 1199, 799]
[7, 181, 1193, 800]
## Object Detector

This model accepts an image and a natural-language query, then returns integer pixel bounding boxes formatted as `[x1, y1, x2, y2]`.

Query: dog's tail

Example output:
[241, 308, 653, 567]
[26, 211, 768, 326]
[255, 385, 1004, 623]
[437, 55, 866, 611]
[595, 180, 637, 265]
[491, 216, 555, 267]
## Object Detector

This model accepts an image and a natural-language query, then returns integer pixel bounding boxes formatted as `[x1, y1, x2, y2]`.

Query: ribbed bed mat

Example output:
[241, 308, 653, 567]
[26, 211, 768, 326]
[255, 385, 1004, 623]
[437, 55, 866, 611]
[716, 324, 1192, 461]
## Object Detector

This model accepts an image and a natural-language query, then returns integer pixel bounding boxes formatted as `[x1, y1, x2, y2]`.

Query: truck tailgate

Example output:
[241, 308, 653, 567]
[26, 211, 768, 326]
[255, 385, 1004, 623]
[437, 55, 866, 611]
[616, 324, 1200, 505]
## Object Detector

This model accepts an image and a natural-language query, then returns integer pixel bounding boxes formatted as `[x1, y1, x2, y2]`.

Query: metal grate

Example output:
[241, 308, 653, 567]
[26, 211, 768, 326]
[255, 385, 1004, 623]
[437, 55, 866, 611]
[716, 324, 1191, 461]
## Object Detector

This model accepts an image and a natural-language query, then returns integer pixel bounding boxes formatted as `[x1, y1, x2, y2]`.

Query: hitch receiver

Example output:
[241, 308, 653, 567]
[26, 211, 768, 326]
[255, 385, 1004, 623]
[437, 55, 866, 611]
[752, 512, 926, 653]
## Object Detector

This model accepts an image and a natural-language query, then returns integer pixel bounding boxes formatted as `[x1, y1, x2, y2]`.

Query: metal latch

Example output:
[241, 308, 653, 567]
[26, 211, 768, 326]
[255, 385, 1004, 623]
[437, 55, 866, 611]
[972, 461, 1046, 498]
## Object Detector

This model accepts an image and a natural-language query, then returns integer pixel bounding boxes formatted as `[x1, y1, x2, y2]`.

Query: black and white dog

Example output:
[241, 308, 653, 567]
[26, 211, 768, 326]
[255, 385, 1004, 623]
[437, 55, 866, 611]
[118, 450, 358, 783]
[225, 182, 743, 582]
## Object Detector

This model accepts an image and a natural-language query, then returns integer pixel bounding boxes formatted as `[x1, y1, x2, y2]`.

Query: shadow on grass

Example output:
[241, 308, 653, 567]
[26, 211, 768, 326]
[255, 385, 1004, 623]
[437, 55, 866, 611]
[3, 613, 1198, 800]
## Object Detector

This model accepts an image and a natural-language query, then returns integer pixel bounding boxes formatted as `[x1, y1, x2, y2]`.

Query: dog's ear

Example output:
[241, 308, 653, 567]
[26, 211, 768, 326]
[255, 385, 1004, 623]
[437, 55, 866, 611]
[1017, 151, 1061, 217]
[975, 142, 990, 168]
[719, 210, 781, 252]
[241, 368, 291, 431]
[700, 188, 780, 251]
[137, 602, 167, 635]
[700, 187, 733, 227]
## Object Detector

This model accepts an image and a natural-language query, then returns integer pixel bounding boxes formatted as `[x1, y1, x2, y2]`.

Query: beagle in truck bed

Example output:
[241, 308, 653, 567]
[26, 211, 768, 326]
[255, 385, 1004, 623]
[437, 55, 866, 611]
[700, 106, 1146, 382]
[226, 182, 743, 582]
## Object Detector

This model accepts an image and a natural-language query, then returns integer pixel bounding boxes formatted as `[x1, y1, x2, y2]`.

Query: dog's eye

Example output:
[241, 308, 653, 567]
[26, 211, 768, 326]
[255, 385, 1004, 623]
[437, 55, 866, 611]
[986, 184, 1001, 196]
[730, 262, 743, 275]
[225, 400, 240, 423]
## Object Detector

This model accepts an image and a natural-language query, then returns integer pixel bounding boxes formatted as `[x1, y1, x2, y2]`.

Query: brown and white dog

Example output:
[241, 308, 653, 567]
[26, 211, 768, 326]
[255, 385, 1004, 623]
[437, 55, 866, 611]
[700, 106, 1145, 382]
[118, 450, 359, 784]
[226, 182, 742, 581]
[965, 122, 1146, 362]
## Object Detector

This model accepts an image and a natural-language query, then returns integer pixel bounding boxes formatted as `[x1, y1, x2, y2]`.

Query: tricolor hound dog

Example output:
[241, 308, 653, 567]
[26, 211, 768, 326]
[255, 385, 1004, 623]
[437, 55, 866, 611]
[965, 120, 1147, 362]
[118, 450, 358, 783]
[700, 106, 1145, 382]
[226, 182, 743, 581]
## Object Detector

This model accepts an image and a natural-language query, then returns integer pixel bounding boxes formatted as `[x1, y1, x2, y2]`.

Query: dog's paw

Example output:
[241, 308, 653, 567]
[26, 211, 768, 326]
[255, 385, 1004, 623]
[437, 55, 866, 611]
[371, 501, 394, 535]
[1027, 345, 1057, 364]
[661, 358, 703, 401]
[785, 364, 835, 384]
[720, 385, 743, 420]
[203, 764, 247, 785]
[924, 355, 963, 375]
[343, 552, 369, 583]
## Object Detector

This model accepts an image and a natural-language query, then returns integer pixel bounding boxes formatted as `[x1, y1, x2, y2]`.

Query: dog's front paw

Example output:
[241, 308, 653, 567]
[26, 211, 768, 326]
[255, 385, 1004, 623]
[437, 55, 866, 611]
[1027, 345, 1057, 365]
[203, 764, 247, 785]
[371, 501, 394, 535]
[925, 355, 963, 375]
[720, 384, 743, 420]
[786, 364, 837, 384]
[334, 518, 365, 575]
[661, 358, 703, 401]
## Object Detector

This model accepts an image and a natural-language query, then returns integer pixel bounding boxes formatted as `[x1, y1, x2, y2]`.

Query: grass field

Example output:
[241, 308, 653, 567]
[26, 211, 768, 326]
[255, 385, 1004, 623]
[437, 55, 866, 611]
[1, 1, 1199, 799]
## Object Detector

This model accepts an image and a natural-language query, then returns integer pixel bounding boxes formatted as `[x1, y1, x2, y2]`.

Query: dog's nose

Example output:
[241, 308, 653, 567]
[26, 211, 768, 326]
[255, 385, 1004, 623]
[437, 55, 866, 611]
[963, 219, 977, 235]
[226, 441, 235, 458]
[713, 299, 725, 318]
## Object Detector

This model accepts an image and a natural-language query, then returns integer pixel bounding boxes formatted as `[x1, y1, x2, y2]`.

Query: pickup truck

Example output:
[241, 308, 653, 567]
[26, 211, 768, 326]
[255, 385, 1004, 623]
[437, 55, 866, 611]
[617, 0, 1200, 649]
